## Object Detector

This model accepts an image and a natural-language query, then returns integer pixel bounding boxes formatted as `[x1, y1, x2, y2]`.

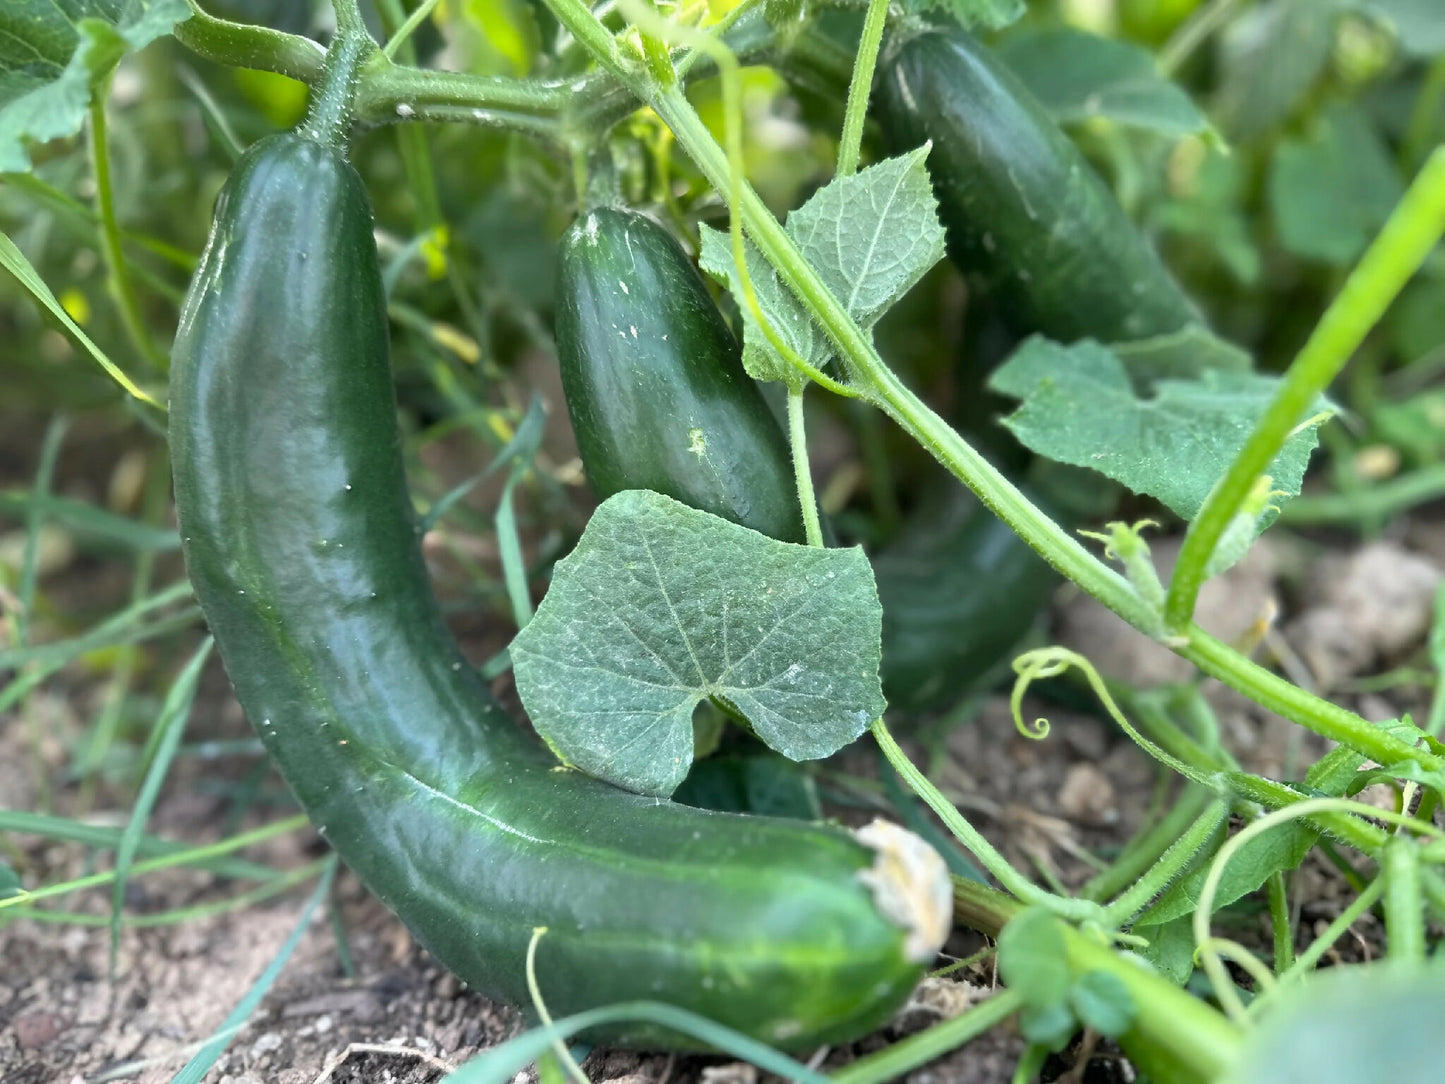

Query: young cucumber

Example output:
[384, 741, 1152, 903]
[878, 28, 1201, 344]
[169, 132, 948, 1048]
[556, 207, 805, 543]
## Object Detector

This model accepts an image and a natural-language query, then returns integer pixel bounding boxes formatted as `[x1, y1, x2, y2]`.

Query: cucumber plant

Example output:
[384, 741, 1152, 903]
[4, 0, 1445, 1081]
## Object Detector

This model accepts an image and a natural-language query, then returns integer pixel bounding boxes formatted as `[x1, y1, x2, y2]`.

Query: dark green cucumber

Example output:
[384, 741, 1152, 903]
[877, 28, 1201, 344]
[875, 488, 1056, 711]
[169, 132, 948, 1049]
[556, 207, 805, 543]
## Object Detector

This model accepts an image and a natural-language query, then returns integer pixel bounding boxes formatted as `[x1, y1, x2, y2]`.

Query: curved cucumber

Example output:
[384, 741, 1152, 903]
[556, 207, 805, 543]
[877, 28, 1201, 344]
[169, 132, 948, 1048]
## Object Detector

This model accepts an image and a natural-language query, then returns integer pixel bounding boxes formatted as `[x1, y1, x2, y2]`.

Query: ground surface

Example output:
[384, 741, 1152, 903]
[4, 424, 1442, 1082]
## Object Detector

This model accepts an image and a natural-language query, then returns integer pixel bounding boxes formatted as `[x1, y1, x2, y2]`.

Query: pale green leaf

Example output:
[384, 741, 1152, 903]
[996, 909, 1070, 1008]
[998, 28, 1208, 135]
[786, 147, 946, 337]
[1111, 324, 1253, 386]
[510, 490, 885, 797]
[1268, 104, 1405, 266]
[1225, 962, 1445, 1084]
[698, 226, 831, 383]
[988, 338, 1327, 521]
[698, 149, 946, 384]
[0, 0, 190, 173]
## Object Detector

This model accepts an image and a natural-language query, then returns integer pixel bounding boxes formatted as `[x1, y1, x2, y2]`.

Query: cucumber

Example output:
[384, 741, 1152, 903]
[556, 207, 806, 543]
[169, 131, 948, 1049]
[875, 488, 1057, 711]
[877, 28, 1201, 344]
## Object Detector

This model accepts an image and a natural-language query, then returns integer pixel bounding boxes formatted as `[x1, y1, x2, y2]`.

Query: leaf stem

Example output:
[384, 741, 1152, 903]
[1166, 148, 1445, 632]
[787, 386, 824, 547]
[1099, 798, 1229, 926]
[1382, 837, 1424, 964]
[835, 0, 889, 178]
[829, 988, 1025, 1084]
[88, 93, 164, 371]
[174, 1, 326, 83]
[300, 29, 373, 147]
[382, 0, 442, 59]
[871, 720, 1106, 924]
[1267, 869, 1294, 973]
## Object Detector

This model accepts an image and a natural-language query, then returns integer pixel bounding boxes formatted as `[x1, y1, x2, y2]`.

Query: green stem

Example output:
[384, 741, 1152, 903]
[1267, 870, 1294, 973]
[872, 721, 1105, 924]
[330, 0, 368, 37]
[1099, 799, 1229, 926]
[834, 0, 889, 177]
[1383, 837, 1424, 964]
[829, 988, 1025, 1084]
[300, 29, 373, 147]
[1276, 876, 1386, 992]
[382, 0, 443, 59]
[174, 1, 326, 83]
[1224, 772, 1387, 856]
[1082, 783, 1215, 902]
[787, 386, 825, 548]
[88, 94, 164, 371]
[1277, 461, 1445, 526]
[1166, 148, 1445, 632]
[1182, 629, 1443, 775]
[1158, 0, 1245, 76]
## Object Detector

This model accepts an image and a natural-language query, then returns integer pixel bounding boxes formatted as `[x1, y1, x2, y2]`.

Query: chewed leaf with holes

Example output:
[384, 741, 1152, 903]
[510, 490, 885, 797]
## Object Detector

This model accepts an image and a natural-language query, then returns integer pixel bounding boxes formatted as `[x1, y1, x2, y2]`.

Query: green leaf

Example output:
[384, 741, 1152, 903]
[699, 149, 946, 384]
[1019, 1002, 1076, 1049]
[698, 227, 831, 384]
[988, 338, 1328, 521]
[1268, 104, 1405, 266]
[1224, 962, 1445, 1084]
[786, 147, 947, 336]
[1347, 0, 1445, 57]
[902, 0, 1025, 31]
[1134, 916, 1198, 985]
[1388, 274, 1445, 363]
[1214, 0, 1336, 139]
[1068, 970, 1136, 1039]
[997, 28, 1208, 135]
[1111, 324, 1253, 386]
[996, 908, 1071, 1009]
[510, 490, 886, 797]
[0, 0, 190, 174]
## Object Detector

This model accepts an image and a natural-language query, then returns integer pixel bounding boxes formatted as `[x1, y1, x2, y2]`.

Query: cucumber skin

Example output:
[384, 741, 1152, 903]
[168, 133, 928, 1048]
[878, 29, 1201, 344]
[556, 208, 805, 543]
[876, 490, 1056, 710]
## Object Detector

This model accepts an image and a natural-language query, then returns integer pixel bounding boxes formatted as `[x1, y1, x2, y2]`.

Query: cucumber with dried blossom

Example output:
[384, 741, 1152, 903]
[168, 119, 950, 1046]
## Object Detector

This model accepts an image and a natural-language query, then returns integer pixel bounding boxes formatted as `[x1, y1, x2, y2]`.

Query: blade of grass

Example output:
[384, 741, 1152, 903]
[0, 579, 195, 671]
[0, 230, 161, 408]
[441, 1003, 832, 1084]
[0, 815, 310, 912]
[0, 491, 181, 552]
[109, 638, 214, 975]
[0, 810, 279, 881]
[168, 855, 336, 1084]
[15, 416, 68, 649]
